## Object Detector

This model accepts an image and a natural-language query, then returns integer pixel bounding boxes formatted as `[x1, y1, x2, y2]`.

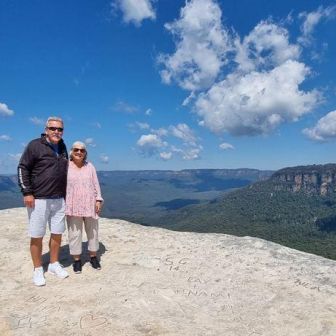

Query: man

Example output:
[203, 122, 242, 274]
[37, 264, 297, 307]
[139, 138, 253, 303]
[18, 116, 69, 286]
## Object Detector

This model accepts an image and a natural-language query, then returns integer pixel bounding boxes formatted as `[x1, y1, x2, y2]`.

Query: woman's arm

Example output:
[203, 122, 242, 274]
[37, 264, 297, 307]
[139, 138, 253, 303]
[90, 163, 103, 214]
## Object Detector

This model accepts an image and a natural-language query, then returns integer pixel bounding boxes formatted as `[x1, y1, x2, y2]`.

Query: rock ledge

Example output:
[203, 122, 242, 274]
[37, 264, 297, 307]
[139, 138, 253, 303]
[1, 208, 336, 336]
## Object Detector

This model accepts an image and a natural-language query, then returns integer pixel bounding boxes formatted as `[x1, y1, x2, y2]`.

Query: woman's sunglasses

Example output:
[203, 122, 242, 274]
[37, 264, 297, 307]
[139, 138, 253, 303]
[73, 148, 86, 153]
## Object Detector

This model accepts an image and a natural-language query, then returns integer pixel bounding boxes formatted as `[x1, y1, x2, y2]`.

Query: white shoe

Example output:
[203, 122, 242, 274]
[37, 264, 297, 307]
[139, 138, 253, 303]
[48, 262, 69, 279]
[33, 267, 46, 286]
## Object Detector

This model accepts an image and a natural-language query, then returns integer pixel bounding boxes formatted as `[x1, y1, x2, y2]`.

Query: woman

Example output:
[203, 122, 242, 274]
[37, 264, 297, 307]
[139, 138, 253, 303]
[65, 141, 103, 274]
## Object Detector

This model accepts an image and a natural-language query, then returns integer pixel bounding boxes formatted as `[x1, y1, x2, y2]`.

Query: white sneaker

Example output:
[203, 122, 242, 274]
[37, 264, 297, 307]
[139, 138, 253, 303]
[48, 262, 69, 279]
[33, 267, 46, 286]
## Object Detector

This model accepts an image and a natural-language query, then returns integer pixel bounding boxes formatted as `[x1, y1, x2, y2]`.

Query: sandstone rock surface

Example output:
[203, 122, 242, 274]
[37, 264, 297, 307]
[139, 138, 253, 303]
[1, 208, 336, 336]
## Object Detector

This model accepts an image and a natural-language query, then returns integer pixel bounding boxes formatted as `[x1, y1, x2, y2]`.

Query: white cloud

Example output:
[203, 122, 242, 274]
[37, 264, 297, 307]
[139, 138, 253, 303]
[169, 123, 202, 160]
[219, 142, 234, 150]
[85, 138, 96, 147]
[172, 146, 202, 160]
[137, 133, 167, 148]
[136, 133, 168, 157]
[0, 135, 12, 141]
[159, 3, 321, 138]
[8, 153, 22, 162]
[195, 60, 320, 135]
[182, 147, 202, 160]
[128, 121, 151, 132]
[235, 21, 300, 72]
[303, 110, 336, 141]
[0, 153, 21, 173]
[151, 127, 168, 137]
[112, 0, 156, 26]
[145, 108, 152, 116]
[137, 124, 203, 161]
[112, 101, 139, 114]
[100, 154, 109, 164]
[182, 92, 196, 106]
[136, 122, 150, 130]
[299, 6, 336, 44]
[29, 117, 45, 125]
[136, 123, 202, 161]
[158, 0, 232, 91]
[169, 123, 197, 145]
[92, 122, 102, 129]
[160, 152, 172, 160]
[0, 102, 14, 116]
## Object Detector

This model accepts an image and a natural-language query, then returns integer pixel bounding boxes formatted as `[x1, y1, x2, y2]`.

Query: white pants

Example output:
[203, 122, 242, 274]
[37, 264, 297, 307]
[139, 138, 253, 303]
[66, 216, 99, 255]
[28, 198, 65, 238]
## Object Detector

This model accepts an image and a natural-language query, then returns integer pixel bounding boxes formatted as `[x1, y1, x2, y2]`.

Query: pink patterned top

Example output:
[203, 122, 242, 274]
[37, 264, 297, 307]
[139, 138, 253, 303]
[65, 161, 103, 219]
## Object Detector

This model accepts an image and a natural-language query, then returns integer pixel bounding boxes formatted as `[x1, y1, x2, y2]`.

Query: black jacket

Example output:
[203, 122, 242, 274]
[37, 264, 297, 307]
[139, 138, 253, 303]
[18, 135, 68, 198]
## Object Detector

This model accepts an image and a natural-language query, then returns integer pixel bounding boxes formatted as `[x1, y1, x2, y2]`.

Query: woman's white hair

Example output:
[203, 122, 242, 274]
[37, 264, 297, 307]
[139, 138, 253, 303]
[69, 141, 88, 162]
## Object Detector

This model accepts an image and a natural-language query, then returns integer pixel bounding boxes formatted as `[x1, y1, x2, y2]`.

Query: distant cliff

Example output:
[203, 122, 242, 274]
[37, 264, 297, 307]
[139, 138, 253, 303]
[0, 169, 273, 213]
[271, 164, 336, 196]
[99, 168, 273, 183]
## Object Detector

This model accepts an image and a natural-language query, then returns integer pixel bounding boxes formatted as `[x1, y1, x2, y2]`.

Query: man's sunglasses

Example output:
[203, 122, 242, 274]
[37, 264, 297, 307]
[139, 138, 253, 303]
[73, 148, 86, 153]
[47, 126, 64, 132]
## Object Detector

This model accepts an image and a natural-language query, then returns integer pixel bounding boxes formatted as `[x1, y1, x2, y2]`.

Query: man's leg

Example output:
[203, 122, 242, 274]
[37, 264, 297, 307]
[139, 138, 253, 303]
[48, 232, 68, 278]
[30, 237, 43, 268]
[49, 233, 62, 263]
[28, 199, 48, 268]
[27, 199, 48, 286]
[48, 198, 66, 263]
[47, 198, 68, 278]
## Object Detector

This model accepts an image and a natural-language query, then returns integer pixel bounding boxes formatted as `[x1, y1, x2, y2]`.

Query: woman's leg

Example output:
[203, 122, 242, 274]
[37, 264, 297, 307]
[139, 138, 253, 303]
[84, 217, 101, 269]
[83, 217, 99, 257]
[66, 216, 84, 260]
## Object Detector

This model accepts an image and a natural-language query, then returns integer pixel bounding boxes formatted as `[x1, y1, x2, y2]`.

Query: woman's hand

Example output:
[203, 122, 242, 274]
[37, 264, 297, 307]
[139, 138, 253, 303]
[95, 201, 102, 214]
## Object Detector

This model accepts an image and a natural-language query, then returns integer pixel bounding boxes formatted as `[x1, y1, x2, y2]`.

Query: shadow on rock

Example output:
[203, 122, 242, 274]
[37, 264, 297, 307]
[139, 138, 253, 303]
[42, 242, 107, 269]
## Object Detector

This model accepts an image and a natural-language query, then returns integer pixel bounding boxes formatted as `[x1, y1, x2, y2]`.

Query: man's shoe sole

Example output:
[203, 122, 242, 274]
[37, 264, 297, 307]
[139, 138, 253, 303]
[34, 282, 46, 286]
[48, 271, 69, 279]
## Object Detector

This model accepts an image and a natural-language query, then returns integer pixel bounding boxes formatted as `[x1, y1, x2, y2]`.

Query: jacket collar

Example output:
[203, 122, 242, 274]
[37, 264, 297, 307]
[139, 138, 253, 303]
[40, 133, 65, 147]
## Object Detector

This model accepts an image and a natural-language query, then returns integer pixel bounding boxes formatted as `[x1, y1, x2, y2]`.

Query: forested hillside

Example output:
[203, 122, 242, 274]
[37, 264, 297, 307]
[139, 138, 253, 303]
[154, 166, 336, 260]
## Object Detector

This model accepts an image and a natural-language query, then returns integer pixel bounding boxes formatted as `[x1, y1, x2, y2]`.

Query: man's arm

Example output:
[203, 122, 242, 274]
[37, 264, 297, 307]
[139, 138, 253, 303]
[18, 144, 35, 208]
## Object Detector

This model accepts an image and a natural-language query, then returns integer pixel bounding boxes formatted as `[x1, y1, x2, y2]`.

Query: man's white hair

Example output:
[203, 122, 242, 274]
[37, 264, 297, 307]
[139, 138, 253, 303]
[45, 116, 63, 127]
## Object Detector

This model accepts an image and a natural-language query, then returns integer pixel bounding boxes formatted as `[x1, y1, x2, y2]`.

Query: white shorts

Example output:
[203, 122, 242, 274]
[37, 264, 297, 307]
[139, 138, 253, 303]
[27, 198, 66, 238]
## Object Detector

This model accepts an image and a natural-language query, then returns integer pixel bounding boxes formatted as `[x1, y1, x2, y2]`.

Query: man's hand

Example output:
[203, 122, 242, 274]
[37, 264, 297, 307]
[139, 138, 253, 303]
[24, 195, 35, 208]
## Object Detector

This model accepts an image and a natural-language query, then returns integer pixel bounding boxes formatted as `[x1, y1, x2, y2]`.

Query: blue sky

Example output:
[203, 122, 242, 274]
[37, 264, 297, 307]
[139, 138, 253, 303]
[0, 0, 335, 173]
